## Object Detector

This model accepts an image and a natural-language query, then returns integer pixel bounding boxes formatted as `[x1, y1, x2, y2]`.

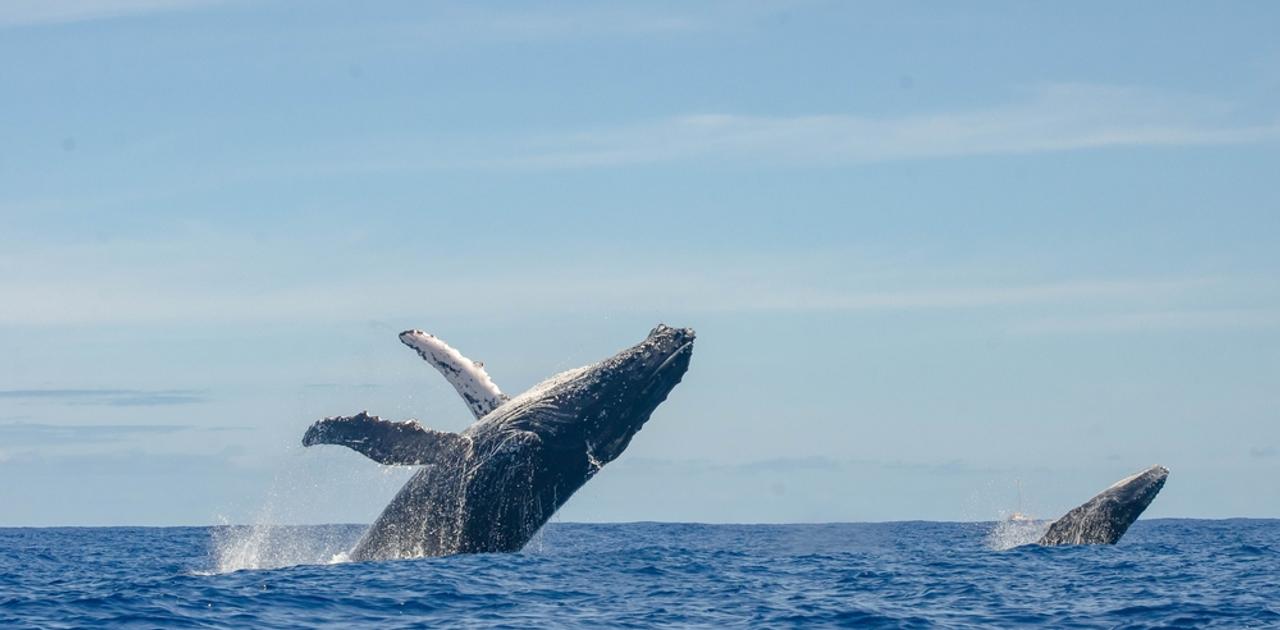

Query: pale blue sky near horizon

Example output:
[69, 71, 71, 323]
[1, 1, 1278, 526]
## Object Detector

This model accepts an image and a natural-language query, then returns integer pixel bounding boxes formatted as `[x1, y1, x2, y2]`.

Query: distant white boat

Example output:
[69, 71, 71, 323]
[1006, 480, 1035, 522]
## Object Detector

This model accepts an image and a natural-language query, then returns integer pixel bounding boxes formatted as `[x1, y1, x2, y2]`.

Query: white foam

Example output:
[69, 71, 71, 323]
[985, 513, 1050, 550]
[203, 454, 410, 573]
[208, 517, 359, 574]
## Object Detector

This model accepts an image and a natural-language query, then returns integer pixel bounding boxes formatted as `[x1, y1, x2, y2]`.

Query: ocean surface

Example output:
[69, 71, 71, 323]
[1, 519, 1277, 628]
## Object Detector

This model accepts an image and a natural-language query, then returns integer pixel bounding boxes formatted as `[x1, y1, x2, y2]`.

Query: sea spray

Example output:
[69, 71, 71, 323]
[208, 449, 411, 573]
[965, 478, 1052, 550]
[210, 521, 362, 573]
[984, 513, 1050, 550]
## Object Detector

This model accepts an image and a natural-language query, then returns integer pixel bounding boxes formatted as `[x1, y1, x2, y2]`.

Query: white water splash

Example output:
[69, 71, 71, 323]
[205, 449, 411, 573]
[208, 519, 360, 573]
[967, 478, 1053, 550]
[985, 511, 1050, 551]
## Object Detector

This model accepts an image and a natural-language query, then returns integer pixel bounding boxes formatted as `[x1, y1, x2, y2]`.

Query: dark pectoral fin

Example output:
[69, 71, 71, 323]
[302, 411, 468, 466]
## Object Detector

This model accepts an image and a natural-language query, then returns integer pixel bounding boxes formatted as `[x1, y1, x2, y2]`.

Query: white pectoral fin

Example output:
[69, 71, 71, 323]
[399, 329, 508, 419]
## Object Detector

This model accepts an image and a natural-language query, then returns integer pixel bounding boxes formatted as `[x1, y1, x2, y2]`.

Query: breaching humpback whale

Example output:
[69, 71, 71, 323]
[1038, 465, 1169, 545]
[304, 325, 695, 561]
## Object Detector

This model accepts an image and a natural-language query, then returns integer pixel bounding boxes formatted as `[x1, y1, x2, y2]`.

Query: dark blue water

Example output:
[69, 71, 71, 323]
[1, 520, 1277, 628]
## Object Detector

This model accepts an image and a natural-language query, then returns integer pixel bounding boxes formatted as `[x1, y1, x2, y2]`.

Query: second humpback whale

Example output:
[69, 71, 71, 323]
[1038, 465, 1169, 545]
[304, 324, 695, 561]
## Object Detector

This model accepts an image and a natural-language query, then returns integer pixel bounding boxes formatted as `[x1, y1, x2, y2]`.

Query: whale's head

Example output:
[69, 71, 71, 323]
[579, 324, 695, 464]
[497, 324, 695, 467]
[1102, 464, 1169, 519]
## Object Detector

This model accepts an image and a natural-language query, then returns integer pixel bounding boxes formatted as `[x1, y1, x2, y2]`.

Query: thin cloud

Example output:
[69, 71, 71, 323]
[726, 278, 1210, 312]
[41, 82, 1270, 188]
[0, 271, 1224, 325]
[5, 83, 1274, 197]
[407, 6, 701, 41]
[0, 0, 221, 27]
[1250, 446, 1278, 459]
[736, 457, 843, 473]
[0, 422, 189, 445]
[195, 83, 1280, 180]
[0, 446, 255, 473]
[616, 456, 1007, 476]
[303, 383, 383, 391]
[0, 389, 206, 406]
[479, 84, 1280, 169]
[1011, 309, 1280, 335]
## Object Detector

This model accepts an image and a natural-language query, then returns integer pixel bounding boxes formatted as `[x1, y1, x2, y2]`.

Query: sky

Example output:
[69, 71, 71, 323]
[1, 1, 1278, 527]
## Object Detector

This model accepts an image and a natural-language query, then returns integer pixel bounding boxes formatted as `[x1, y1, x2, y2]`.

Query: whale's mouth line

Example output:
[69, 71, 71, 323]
[637, 341, 693, 396]
[655, 341, 694, 376]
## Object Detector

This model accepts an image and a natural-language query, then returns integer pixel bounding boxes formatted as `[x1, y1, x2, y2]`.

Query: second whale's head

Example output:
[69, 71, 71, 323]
[484, 324, 695, 467]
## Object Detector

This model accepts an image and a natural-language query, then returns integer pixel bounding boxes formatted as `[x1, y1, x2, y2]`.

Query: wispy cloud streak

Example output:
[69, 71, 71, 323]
[0, 389, 206, 406]
[194, 83, 1279, 180]
[489, 84, 1280, 169]
[0, 269, 1227, 325]
[1011, 309, 1280, 335]
[0, 422, 189, 445]
[0, 0, 220, 27]
[5, 84, 1275, 192]
[730, 278, 1209, 311]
